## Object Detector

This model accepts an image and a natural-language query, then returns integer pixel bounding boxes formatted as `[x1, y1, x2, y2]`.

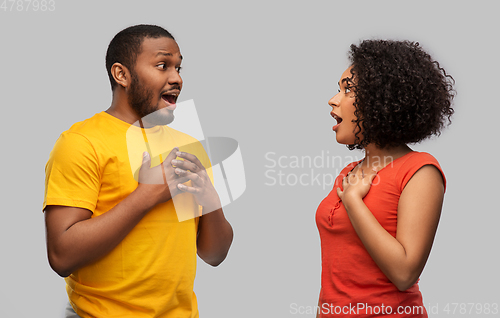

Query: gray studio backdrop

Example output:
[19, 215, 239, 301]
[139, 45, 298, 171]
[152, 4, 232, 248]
[1, 1, 498, 317]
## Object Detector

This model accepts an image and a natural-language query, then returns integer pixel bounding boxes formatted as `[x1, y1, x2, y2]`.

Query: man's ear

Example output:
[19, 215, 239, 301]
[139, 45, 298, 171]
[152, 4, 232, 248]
[111, 63, 131, 88]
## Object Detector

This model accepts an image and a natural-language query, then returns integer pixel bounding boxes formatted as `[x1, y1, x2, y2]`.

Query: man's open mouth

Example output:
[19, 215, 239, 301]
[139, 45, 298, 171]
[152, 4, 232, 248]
[162, 93, 178, 105]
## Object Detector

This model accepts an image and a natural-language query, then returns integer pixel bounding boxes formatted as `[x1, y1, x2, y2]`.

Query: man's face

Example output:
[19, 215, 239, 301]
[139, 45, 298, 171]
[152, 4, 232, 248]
[128, 36, 183, 126]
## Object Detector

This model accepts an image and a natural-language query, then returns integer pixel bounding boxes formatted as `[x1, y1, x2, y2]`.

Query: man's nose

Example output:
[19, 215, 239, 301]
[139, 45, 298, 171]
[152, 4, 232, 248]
[169, 71, 183, 86]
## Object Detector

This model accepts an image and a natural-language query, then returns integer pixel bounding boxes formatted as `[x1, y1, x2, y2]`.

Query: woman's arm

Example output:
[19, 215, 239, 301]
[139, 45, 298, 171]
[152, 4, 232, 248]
[316, 288, 322, 318]
[337, 165, 444, 291]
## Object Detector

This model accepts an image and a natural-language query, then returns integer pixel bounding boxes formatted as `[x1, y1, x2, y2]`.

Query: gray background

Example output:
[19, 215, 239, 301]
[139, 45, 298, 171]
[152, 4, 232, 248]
[1, 0, 498, 317]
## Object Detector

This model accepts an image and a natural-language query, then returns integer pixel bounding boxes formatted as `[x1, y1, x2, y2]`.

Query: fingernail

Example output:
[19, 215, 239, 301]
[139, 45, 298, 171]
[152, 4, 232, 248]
[172, 160, 178, 165]
[176, 151, 182, 156]
[143, 152, 149, 158]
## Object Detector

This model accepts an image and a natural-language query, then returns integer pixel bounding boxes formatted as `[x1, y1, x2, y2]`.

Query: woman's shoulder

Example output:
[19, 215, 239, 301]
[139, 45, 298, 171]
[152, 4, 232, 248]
[404, 151, 440, 163]
[396, 151, 446, 191]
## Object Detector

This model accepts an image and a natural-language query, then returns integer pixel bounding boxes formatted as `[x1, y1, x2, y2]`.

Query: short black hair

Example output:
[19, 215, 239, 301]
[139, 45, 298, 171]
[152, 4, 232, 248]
[346, 40, 455, 150]
[105, 24, 175, 90]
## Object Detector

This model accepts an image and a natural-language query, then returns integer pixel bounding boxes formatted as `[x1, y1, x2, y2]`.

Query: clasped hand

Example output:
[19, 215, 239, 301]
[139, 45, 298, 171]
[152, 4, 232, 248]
[172, 151, 221, 212]
[137, 147, 221, 212]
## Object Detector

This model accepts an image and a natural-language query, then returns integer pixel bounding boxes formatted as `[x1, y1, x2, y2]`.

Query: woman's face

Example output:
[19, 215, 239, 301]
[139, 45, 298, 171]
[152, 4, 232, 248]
[328, 66, 360, 145]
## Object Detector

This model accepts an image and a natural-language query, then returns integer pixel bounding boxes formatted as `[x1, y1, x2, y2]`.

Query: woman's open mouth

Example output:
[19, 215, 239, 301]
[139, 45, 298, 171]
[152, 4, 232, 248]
[331, 112, 343, 131]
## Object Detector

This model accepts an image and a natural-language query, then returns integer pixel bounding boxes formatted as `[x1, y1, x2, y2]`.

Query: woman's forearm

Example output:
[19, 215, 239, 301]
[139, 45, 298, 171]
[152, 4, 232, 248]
[342, 195, 421, 291]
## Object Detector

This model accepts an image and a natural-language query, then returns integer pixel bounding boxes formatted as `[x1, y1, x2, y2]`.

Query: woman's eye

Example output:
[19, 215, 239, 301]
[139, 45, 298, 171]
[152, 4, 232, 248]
[345, 87, 351, 94]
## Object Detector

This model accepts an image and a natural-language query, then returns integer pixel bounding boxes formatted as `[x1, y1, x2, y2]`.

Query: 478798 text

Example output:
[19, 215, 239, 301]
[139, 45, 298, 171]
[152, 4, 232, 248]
[427, 303, 498, 315]
[1, 0, 55, 11]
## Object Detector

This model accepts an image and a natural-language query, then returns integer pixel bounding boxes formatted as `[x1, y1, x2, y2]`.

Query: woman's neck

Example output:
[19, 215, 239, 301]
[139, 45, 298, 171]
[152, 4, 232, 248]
[360, 144, 413, 170]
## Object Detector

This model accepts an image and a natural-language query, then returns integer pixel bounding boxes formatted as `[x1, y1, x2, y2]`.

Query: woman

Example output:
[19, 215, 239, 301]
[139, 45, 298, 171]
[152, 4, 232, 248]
[316, 40, 454, 317]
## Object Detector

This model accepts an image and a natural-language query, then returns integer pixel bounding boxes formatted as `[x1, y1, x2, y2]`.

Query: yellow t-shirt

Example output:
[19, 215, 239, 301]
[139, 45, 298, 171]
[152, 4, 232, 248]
[43, 111, 211, 318]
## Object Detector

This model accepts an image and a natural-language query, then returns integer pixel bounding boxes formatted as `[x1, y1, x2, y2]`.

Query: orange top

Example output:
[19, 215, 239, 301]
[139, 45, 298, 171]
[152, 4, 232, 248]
[316, 152, 446, 317]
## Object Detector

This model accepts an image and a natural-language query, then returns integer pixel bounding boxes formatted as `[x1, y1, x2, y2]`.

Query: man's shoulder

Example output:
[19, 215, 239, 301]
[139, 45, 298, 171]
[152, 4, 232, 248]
[61, 111, 129, 142]
[65, 112, 117, 133]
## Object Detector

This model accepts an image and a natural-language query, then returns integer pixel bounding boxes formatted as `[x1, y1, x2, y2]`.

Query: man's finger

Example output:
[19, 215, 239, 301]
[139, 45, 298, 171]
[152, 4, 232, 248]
[182, 170, 202, 185]
[164, 147, 180, 166]
[177, 183, 200, 194]
[176, 151, 204, 170]
[172, 158, 199, 172]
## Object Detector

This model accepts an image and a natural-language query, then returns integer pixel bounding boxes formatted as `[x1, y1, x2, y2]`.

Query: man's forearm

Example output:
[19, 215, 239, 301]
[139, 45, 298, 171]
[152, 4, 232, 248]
[196, 207, 233, 267]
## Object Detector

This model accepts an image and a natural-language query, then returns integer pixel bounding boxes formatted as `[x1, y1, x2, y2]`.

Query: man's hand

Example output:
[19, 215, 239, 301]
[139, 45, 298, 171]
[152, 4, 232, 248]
[171, 151, 221, 213]
[138, 147, 189, 206]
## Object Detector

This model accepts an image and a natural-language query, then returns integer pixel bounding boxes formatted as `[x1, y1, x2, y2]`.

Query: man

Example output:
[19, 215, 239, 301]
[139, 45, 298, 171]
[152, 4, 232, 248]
[43, 24, 233, 318]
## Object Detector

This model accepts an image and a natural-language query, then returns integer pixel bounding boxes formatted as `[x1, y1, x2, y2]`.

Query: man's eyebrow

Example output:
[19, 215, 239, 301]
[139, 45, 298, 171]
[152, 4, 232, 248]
[156, 51, 183, 60]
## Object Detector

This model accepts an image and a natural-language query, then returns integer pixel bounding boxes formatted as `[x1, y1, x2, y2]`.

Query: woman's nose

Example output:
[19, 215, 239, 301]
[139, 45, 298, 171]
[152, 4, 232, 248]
[329, 93, 340, 108]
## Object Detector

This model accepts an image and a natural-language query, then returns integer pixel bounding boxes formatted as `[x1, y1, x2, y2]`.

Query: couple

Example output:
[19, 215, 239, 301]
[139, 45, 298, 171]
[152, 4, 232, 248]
[43, 24, 454, 318]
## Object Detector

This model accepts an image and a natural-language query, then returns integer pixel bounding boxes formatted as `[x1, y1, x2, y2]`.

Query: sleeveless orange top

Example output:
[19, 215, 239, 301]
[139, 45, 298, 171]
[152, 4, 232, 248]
[316, 152, 446, 317]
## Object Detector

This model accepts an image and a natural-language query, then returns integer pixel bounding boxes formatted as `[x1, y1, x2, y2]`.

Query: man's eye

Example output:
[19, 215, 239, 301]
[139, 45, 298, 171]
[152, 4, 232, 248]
[176, 66, 182, 73]
[158, 63, 167, 70]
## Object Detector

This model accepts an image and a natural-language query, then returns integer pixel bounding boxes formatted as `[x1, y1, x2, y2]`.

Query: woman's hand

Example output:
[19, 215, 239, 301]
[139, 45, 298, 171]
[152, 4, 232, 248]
[337, 166, 378, 203]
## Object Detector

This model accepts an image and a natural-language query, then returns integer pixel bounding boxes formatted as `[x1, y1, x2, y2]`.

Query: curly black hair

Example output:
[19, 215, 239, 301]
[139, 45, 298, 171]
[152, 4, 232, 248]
[345, 40, 455, 150]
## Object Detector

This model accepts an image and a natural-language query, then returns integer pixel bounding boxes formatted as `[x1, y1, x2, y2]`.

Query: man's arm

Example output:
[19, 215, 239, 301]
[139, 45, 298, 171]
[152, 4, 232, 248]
[174, 151, 234, 266]
[196, 207, 233, 266]
[45, 148, 184, 277]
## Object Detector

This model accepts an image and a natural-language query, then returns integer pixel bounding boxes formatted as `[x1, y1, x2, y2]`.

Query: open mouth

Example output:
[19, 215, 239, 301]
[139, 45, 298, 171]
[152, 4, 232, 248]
[331, 112, 343, 131]
[162, 93, 178, 105]
[331, 112, 343, 124]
